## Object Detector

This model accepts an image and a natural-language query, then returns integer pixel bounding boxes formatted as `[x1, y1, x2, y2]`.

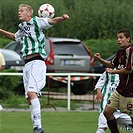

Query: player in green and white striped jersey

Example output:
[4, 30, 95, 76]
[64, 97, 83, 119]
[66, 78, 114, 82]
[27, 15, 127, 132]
[0, 4, 69, 133]
[15, 15, 52, 59]
[95, 69, 133, 133]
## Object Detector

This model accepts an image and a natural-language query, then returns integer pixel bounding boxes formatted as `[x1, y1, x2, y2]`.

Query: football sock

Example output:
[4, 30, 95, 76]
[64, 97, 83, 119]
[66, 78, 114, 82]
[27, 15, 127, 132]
[96, 128, 105, 133]
[29, 105, 34, 126]
[31, 98, 42, 128]
[107, 118, 119, 133]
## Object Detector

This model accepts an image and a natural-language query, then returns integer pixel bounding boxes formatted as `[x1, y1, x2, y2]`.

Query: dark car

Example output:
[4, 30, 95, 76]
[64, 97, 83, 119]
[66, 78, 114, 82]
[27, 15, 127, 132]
[0, 48, 24, 71]
[93, 54, 116, 73]
[4, 37, 94, 94]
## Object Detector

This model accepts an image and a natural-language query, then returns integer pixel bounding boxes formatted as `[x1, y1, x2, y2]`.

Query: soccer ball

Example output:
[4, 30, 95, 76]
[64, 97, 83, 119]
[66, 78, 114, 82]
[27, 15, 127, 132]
[38, 4, 55, 18]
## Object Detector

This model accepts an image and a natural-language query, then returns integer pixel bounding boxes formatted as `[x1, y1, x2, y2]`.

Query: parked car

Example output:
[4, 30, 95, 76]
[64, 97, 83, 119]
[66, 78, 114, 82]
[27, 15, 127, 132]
[0, 48, 24, 71]
[4, 37, 94, 94]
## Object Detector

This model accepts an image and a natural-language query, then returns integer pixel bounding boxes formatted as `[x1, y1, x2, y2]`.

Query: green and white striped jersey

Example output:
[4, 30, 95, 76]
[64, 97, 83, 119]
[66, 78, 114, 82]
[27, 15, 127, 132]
[94, 69, 119, 112]
[15, 16, 52, 59]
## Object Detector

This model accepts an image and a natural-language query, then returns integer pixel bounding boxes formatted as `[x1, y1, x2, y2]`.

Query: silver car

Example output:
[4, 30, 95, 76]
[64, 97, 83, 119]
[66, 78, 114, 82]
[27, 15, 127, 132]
[45, 37, 94, 72]
[0, 48, 24, 71]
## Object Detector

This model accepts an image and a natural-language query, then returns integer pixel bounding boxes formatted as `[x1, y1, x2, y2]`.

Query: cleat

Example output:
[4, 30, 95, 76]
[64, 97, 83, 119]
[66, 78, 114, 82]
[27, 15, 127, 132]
[33, 127, 44, 133]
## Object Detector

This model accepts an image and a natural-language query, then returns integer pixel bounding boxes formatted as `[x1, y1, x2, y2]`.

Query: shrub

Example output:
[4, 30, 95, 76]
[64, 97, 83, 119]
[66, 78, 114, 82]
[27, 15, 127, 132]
[0, 0, 132, 40]
[0, 38, 11, 48]
[84, 39, 119, 59]
[0, 69, 21, 99]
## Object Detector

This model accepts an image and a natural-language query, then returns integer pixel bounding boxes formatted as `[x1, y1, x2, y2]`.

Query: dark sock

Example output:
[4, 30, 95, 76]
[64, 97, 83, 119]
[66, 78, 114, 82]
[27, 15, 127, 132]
[107, 118, 119, 133]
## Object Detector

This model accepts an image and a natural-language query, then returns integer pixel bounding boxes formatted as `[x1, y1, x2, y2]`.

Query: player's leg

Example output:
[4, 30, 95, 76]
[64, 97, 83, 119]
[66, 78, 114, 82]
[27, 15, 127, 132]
[24, 60, 46, 133]
[115, 111, 133, 132]
[96, 113, 107, 133]
[23, 68, 36, 129]
[27, 92, 42, 127]
[119, 96, 133, 130]
[104, 105, 119, 133]
[103, 90, 120, 133]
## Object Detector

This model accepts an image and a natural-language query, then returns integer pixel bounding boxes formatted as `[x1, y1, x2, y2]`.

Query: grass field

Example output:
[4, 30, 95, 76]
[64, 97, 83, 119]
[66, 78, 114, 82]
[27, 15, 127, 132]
[0, 111, 131, 133]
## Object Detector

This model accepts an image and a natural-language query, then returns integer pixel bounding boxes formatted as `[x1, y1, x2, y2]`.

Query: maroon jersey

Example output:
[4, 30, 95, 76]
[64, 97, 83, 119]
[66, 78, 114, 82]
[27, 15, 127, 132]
[111, 44, 133, 97]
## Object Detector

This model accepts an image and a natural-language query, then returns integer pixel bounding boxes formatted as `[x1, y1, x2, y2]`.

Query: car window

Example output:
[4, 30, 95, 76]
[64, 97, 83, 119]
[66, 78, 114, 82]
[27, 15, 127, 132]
[5, 42, 18, 50]
[15, 44, 22, 54]
[52, 42, 89, 55]
[4, 41, 22, 54]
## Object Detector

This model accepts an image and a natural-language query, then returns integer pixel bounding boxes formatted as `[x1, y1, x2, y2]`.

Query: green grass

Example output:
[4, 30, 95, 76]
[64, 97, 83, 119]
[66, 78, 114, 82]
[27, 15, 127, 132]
[0, 111, 131, 133]
[2, 94, 87, 110]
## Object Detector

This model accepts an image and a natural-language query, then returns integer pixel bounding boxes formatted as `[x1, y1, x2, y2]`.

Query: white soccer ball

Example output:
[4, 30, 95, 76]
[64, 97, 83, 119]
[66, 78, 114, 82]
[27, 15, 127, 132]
[38, 3, 55, 18]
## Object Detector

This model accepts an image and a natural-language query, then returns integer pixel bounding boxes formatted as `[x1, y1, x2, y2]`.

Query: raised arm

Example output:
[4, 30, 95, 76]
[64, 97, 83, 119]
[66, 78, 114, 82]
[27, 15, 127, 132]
[94, 53, 114, 68]
[0, 29, 15, 41]
[106, 67, 132, 75]
[48, 14, 69, 25]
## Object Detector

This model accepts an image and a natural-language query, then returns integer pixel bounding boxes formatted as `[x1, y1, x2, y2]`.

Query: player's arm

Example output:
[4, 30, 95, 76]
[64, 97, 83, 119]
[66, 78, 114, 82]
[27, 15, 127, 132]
[0, 29, 15, 41]
[94, 72, 106, 103]
[0, 66, 5, 71]
[106, 68, 132, 75]
[94, 53, 114, 68]
[48, 14, 69, 25]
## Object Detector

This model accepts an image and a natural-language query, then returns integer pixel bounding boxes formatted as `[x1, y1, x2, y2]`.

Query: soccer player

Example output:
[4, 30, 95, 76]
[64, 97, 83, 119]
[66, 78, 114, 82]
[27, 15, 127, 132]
[0, 52, 5, 110]
[95, 69, 133, 133]
[0, 4, 69, 133]
[94, 29, 133, 133]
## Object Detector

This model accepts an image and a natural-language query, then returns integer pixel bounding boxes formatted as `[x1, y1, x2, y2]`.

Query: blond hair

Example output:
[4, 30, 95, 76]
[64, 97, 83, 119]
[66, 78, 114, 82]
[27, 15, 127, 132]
[19, 4, 33, 16]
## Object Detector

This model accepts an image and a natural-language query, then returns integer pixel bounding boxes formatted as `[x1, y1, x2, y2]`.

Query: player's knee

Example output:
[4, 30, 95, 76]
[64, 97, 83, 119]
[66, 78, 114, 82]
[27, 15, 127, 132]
[103, 110, 114, 120]
[27, 91, 37, 99]
[103, 110, 111, 119]
[103, 110, 108, 119]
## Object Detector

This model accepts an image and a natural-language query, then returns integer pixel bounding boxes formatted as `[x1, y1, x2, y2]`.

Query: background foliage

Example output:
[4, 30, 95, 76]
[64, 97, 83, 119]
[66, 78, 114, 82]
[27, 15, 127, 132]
[0, 0, 132, 40]
[1, 0, 125, 100]
[0, 69, 21, 99]
[0, 0, 132, 58]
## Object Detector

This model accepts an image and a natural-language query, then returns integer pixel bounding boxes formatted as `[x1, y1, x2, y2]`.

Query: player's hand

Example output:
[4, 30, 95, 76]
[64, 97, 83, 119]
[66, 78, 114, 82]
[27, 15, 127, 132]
[62, 14, 70, 20]
[94, 53, 101, 61]
[95, 89, 103, 103]
[95, 95, 103, 103]
[106, 68, 114, 74]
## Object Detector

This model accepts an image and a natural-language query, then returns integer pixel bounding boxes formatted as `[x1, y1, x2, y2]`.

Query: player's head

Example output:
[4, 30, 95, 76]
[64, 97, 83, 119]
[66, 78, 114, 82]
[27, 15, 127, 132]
[18, 4, 33, 22]
[117, 29, 131, 43]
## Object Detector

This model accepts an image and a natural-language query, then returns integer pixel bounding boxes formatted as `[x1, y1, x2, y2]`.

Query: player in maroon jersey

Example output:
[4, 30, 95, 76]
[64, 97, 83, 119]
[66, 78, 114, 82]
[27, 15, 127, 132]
[94, 29, 133, 133]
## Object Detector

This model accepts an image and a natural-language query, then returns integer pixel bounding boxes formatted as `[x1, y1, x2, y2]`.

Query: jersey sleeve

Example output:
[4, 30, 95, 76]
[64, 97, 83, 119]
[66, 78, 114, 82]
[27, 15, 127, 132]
[125, 47, 133, 70]
[14, 29, 23, 42]
[37, 17, 53, 29]
[94, 71, 107, 90]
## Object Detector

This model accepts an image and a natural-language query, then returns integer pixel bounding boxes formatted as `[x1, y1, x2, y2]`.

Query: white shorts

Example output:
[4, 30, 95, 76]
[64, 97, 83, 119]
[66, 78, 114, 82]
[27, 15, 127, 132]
[23, 60, 46, 98]
[97, 111, 132, 129]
